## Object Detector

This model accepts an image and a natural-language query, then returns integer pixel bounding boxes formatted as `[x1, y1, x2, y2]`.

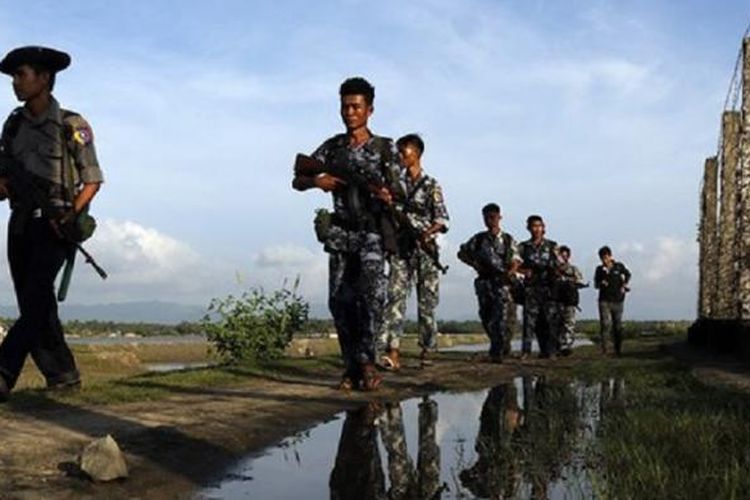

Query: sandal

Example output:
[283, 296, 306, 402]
[379, 348, 401, 371]
[361, 363, 383, 392]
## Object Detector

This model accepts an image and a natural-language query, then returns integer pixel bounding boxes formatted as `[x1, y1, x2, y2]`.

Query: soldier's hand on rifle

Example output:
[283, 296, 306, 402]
[49, 210, 76, 241]
[314, 173, 346, 192]
[372, 185, 393, 205]
[419, 230, 435, 246]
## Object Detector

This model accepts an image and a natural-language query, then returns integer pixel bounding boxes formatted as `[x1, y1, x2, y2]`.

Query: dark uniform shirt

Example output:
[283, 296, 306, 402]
[594, 261, 631, 302]
[0, 97, 103, 208]
[518, 238, 559, 288]
[458, 230, 522, 277]
[311, 132, 401, 234]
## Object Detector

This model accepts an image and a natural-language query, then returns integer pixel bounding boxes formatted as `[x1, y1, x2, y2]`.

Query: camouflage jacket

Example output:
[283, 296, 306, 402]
[519, 238, 559, 288]
[398, 172, 449, 234]
[458, 230, 521, 278]
[558, 263, 584, 285]
[311, 132, 401, 233]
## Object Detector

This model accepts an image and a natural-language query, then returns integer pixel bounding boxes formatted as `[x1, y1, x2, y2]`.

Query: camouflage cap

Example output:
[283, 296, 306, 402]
[0, 46, 71, 75]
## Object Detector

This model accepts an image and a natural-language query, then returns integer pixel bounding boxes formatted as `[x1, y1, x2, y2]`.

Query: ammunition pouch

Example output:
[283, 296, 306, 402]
[74, 211, 97, 242]
[313, 208, 332, 243]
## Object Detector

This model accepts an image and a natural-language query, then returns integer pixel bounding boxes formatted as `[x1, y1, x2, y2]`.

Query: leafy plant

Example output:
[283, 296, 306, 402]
[202, 279, 309, 363]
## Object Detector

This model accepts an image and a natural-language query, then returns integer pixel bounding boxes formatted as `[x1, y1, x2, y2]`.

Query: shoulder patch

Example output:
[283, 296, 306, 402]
[64, 113, 94, 146]
[433, 184, 444, 204]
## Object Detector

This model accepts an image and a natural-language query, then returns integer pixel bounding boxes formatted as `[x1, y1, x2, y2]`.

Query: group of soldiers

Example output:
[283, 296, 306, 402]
[294, 76, 633, 392]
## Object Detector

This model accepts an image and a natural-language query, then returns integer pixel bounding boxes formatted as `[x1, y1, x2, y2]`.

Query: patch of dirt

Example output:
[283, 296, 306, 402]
[0, 351, 588, 499]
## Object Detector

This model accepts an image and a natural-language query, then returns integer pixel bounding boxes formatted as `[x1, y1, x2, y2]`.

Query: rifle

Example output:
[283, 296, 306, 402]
[393, 212, 448, 274]
[0, 156, 108, 294]
[294, 153, 408, 253]
[295, 154, 449, 273]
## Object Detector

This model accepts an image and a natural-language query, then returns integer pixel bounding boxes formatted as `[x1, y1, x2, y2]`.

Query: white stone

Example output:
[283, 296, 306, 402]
[80, 435, 129, 482]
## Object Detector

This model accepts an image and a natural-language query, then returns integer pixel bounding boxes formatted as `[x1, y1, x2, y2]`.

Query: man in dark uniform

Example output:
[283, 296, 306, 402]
[457, 203, 521, 363]
[594, 245, 631, 356]
[293, 77, 400, 391]
[0, 46, 104, 401]
[518, 215, 560, 359]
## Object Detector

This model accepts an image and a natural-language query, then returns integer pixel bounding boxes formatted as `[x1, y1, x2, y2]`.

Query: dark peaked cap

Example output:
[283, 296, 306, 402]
[0, 46, 71, 75]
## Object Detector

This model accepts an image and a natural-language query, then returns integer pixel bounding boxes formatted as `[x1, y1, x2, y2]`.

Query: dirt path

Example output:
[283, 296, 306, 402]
[0, 350, 595, 500]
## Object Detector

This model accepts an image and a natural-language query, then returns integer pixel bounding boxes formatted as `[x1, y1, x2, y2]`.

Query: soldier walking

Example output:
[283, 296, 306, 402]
[380, 134, 449, 370]
[292, 77, 401, 391]
[519, 215, 560, 359]
[555, 245, 587, 356]
[0, 47, 104, 401]
[458, 203, 521, 363]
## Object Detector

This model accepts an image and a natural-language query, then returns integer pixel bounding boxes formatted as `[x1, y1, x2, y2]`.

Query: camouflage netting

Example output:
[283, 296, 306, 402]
[698, 156, 718, 319]
[715, 111, 741, 320]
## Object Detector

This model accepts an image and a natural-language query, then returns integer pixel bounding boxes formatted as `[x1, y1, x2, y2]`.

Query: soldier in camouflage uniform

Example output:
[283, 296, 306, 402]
[0, 47, 104, 402]
[555, 245, 586, 356]
[519, 215, 560, 359]
[293, 77, 401, 391]
[458, 203, 521, 363]
[380, 134, 449, 370]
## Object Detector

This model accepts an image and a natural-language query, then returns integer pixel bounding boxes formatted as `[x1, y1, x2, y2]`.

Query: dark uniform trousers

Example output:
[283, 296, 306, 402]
[328, 233, 386, 376]
[0, 213, 79, 388]
[475, 277, 506, 358]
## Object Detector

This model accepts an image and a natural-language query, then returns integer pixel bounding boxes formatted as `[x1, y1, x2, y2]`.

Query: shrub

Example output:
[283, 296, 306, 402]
[202, 280, 309, 363]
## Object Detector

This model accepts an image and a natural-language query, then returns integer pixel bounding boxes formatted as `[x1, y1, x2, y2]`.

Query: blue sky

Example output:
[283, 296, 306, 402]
[0, 0, 745, 319]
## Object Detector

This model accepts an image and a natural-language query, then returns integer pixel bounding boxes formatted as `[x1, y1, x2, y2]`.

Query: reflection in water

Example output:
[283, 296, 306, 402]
[330, 405, 385, 499]
[196, 378, 625, 499]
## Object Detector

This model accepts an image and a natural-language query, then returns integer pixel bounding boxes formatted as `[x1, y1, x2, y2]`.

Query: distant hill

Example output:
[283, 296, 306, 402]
[0, 301, 207, 324]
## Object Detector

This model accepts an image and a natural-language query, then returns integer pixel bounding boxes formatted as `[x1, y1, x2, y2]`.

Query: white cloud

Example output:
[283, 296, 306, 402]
[255, 244, 319, 269]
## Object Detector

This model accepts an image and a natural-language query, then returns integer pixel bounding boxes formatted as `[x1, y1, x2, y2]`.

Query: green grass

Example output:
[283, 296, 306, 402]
[563, 338, 750, 499]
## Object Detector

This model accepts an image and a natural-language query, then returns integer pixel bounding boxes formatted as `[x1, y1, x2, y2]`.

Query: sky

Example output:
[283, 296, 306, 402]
[0, 0, 745, 320]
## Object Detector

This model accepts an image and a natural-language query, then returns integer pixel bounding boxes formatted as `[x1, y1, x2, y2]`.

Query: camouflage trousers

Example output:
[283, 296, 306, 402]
[503, 289, 519, 355]
[558, 305, 576, 352]
[475, 278, 507, 358]
[522, 287, 558, 355]
[328, 233, 387, 374]
[378, 398, 441, 500]
[380, 248, 440, 351]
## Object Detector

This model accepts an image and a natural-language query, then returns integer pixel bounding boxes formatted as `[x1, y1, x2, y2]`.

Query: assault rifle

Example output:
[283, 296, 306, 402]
[393, 211, 448, 274]
[0, 157, 108, 290]
[294, 153, 448, 273]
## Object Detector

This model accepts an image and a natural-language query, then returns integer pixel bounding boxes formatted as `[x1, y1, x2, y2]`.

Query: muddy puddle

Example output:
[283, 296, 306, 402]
[196, 377, 625, 499]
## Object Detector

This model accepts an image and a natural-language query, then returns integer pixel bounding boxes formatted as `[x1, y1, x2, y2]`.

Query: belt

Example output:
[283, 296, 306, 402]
[11, 207, 43, 219]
